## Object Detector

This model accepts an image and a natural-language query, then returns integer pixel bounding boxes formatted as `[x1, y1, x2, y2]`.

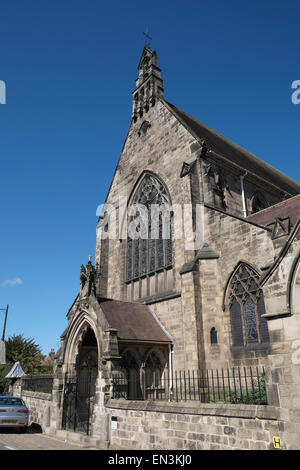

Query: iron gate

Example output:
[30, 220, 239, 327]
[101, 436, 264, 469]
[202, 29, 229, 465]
[62, 373, 96, 435]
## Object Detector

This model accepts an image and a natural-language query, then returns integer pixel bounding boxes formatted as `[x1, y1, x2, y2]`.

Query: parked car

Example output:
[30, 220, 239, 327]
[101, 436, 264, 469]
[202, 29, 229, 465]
[0, 396, 29, 433]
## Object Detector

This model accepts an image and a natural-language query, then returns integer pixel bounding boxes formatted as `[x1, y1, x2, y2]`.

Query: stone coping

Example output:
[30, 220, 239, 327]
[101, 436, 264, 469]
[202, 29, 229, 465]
[22, 390, 52, 401]
[107, 399, 279, 421]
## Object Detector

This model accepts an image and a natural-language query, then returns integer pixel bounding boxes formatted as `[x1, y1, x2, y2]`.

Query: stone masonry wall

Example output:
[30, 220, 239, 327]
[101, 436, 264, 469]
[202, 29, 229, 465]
[18, 379, 299, 449]
[199, 205, 275, 370]
[21, 390, 52, 430]
[98, 99, 199, 303]
[97, 99, 203, 370]
[106, 399, 282, 450]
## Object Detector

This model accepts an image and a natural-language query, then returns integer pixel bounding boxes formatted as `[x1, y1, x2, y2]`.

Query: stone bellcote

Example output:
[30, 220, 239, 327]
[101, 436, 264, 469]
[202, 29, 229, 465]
[132, 46, 164, 122]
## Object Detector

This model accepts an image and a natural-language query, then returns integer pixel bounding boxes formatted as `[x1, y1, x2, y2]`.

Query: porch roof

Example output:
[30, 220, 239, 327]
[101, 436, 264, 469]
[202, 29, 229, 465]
[97, 297, 173, 344]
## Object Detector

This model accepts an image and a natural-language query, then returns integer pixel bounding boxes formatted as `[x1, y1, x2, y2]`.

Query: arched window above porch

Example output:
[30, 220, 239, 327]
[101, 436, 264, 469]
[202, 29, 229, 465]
[126, 172, 173, 282]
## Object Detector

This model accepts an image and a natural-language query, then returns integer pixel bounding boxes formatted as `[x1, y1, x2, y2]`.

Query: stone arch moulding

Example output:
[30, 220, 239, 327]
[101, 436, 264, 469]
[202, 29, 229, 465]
[288, 249, 300, 315]
[119, 170, 173, 237]
[138, 120, 151, 137]
[222, 260, 261, 311]
[120, 347, 141, 368]
[62, 313, 101, 373]
[128, 170, 172, 210]
[142, 346, 168, 368]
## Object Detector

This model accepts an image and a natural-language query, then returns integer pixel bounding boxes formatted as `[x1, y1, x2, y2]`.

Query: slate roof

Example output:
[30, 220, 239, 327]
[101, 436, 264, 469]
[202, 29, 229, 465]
[98, 297, 172, 343]
[163, 100, 300, 196]
[246, 194, 300, 227]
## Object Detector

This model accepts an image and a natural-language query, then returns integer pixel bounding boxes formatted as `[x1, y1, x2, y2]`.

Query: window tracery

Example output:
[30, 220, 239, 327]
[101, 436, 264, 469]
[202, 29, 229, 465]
[126, 174, 172, 281]
[229, 264, 269, 347]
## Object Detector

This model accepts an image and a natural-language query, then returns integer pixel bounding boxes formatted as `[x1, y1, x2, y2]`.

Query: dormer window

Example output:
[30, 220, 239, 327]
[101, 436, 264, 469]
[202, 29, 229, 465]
[251, 191, 269, 214]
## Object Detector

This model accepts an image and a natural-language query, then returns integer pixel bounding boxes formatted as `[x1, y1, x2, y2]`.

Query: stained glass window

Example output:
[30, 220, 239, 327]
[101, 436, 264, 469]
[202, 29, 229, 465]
[141, 238, 147, 274]
[126, 174, 172, 281]
[134, 239, 139, 278]
[244, 297, 258, 343]
[230, 298, 244, 346]
[229, 263, 270, 347]
[127, 238, 132, 280]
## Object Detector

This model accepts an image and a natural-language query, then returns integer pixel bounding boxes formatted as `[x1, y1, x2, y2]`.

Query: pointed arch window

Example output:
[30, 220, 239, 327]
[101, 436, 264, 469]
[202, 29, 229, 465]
[145, 351, 165, 400]
[120, 350, 142, 400]
[126, 173, 172, 281]
[210, 327, 218, 345]
[228, 263, 270, 347]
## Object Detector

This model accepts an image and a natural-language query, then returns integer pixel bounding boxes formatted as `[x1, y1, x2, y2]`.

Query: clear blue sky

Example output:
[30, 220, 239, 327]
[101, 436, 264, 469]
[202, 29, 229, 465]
[0, 0, 299, 355]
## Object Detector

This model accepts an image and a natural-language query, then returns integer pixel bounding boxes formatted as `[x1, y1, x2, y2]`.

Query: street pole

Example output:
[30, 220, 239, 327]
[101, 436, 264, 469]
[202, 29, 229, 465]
[1, 304, 9, 341]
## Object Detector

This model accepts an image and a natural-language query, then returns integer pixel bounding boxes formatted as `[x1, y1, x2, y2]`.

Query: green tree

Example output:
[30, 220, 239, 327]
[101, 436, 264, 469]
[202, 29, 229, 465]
[5, 334, 45, 375]
[0, 363, 13, 394]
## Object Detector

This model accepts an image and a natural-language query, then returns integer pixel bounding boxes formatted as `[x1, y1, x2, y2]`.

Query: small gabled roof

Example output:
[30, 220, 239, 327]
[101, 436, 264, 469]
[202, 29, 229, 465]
[97, 297, 172, 343]
[5, 361, 25, 379]
[163, 100, 300, 196]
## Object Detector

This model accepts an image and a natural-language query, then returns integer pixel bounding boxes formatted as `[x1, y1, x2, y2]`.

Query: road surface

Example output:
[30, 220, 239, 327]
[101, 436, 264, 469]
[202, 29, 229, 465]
[0, 426, 95, 450]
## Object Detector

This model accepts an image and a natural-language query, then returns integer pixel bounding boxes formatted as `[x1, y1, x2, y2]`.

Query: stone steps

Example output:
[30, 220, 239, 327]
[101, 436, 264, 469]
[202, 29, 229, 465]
[44, 427, 109, 449]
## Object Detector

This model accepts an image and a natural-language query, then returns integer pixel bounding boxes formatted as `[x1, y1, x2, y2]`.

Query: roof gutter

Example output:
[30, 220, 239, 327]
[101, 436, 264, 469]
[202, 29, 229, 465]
[148, 306, 174, 342]
[117, 339, 172, 345]
[208, 149, 292, 197]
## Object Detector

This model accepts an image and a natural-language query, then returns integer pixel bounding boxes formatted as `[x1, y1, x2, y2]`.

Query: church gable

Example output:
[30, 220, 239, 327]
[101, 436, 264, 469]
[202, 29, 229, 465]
[104, 97, 200, 208]
[97, 96, 201, 302]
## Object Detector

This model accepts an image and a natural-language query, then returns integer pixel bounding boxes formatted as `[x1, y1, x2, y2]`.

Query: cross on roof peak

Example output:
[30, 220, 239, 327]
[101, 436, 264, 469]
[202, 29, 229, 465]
[143, 28, 152, 48]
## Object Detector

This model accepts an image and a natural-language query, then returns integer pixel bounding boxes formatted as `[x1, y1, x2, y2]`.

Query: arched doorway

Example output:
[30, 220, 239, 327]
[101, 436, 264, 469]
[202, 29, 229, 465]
[62, 327, 99, 435]
[75, 327, 98, 379]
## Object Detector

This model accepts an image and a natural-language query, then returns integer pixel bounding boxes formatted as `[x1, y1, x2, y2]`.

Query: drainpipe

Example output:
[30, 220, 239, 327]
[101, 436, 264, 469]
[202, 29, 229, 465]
[240, 172, 248, 217]
[168, 344, 173, 402]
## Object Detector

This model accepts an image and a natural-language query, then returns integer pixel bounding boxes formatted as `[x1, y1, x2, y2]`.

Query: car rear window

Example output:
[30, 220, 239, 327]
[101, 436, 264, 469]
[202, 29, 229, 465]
[0, 397, 25, 406]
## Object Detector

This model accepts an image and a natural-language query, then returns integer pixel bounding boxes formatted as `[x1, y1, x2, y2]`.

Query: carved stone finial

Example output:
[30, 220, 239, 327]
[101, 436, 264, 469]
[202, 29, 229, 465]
[79, 257, 96, 298]
[199, 139, 207, 158]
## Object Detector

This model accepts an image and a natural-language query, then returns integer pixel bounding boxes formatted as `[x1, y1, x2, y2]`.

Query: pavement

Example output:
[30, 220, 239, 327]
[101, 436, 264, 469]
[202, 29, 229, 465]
[0, 425, 98, 451]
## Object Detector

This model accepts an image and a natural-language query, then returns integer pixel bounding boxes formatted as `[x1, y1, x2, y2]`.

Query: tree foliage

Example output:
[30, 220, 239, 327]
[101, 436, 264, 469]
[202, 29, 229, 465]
[0, 363, 13, 394]
[5, 334, 53, 375]
[0, 335, 55, 391]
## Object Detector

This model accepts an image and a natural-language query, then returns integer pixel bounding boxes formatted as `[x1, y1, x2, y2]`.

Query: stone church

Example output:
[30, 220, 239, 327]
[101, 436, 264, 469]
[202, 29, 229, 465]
[51, 44, 300, 447]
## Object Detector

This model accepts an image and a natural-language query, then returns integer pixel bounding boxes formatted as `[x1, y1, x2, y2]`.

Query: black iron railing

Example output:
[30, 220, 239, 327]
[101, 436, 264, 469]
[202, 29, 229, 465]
[22, 375, 54, 394]
[111, 366, 267, 405]
[62, 374, 97, 436]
